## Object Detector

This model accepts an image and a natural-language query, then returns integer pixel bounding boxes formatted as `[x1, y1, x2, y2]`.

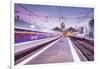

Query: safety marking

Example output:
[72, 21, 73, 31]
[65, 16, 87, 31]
[17, 38, 61, 65]
[67, 37, 81, 62]
[71, 41, 87, 61]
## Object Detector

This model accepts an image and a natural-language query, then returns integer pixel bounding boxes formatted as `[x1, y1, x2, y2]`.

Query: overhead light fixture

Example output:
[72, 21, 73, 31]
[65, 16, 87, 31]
[30, 22, 36, 28]
[30, 25, 35, 28]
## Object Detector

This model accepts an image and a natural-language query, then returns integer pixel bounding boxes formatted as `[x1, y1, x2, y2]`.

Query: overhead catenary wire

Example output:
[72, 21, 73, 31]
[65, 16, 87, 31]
[16, 4, 93, 25]
[58, 6, 63, 19]
[15, 8, 92, 20]
[56, 6, 64, 23]
[78, 9, 94, 23]
[75, 9, 94, 28]
[18, 4, 46, 21]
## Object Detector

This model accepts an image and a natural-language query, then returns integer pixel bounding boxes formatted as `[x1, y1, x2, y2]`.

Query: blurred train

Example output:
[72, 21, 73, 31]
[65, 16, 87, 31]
[15, 28, 54, 43]
[73, 33, 85, 38]
[66, 32, 85, 39]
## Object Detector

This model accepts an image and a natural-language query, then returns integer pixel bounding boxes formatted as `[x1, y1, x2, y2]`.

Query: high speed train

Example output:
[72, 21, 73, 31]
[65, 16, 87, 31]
[15, 28, 54, 43]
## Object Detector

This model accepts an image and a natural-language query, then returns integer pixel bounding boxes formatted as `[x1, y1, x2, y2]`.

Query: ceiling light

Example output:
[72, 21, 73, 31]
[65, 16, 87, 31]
[30, 25, 35, 28]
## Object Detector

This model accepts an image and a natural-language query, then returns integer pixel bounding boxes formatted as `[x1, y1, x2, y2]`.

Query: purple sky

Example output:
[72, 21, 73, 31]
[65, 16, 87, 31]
[15, 3, 94, 33]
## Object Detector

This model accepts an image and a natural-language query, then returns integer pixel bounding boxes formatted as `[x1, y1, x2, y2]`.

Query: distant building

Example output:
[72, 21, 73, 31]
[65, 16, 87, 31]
[83, 26, 88, 35]
[66, 27, 77, 32]
[79, 27, 84, 34]
[88, 19, 94, 38]
[66, 27, 77, 36]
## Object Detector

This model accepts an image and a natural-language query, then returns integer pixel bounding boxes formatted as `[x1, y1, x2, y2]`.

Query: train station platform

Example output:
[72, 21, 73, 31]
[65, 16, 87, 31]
[23, 37, 81, 65]
[16, 36, 84, 65]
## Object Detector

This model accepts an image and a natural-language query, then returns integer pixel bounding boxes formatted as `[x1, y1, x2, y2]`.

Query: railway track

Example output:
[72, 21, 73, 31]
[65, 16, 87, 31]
[69, 37, 94, 61]
[71, 37, 94, 46]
